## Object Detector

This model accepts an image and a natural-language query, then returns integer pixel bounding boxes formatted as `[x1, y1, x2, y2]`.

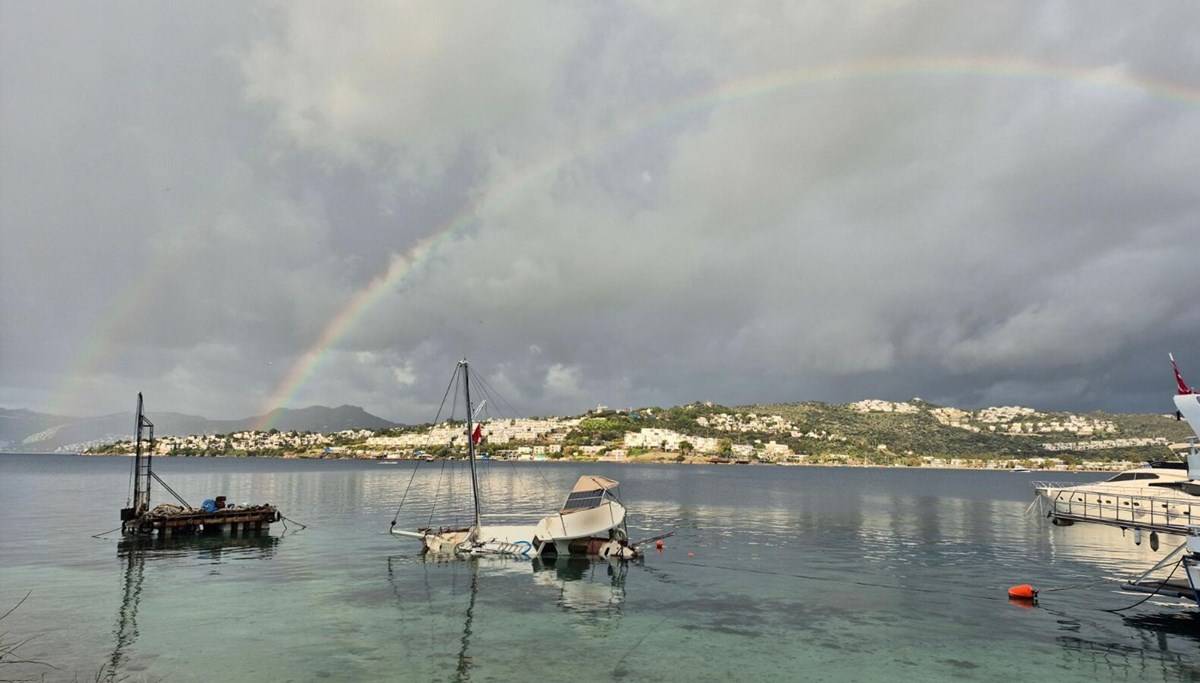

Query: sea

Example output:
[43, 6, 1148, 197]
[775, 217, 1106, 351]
[1, 453, 1197, 682]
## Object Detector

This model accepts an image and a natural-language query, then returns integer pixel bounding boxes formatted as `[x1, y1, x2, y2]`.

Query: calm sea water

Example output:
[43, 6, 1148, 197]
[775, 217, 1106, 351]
[1, 453, 1196, 682]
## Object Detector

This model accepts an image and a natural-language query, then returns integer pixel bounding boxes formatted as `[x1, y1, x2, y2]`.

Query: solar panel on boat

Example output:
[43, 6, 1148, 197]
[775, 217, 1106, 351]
[562, 488, 605, 511]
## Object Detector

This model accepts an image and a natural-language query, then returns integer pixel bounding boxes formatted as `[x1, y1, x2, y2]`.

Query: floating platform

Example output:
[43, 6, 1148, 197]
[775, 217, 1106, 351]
[122, 504, 280, 537]
[117, 394, 283, 538]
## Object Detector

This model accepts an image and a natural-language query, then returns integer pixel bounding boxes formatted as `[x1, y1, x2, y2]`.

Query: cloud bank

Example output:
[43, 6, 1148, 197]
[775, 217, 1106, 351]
[3, 1, 1199, 422]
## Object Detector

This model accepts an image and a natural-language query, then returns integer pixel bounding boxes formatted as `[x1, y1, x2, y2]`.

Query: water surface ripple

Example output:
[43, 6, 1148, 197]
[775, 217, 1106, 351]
[1, 454, 1196, 682]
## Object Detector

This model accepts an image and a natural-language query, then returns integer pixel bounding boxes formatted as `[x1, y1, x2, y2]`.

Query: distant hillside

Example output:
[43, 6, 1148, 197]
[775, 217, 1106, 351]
[735, 399, 1195, 461]
[0, 405, 401, 453]
[5, 395, 1194, 461]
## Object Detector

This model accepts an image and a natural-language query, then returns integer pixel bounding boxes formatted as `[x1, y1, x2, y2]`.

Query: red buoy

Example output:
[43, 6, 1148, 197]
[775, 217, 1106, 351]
[1007, 584, 1037, 600]
[656, 540, 664, 553]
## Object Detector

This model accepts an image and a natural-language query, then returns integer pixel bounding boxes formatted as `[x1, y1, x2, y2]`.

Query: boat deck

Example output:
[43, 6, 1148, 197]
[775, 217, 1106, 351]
[126, 505, 280, 536]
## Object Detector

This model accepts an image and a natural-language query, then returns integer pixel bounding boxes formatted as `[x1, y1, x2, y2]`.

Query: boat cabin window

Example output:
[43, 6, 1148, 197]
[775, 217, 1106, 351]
[1105, 472, 1160, 482]
[562, 488, 606, 512]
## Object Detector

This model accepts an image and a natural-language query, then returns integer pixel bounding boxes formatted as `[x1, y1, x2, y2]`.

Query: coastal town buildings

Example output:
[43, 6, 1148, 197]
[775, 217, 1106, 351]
[84, 400, 1185, 472]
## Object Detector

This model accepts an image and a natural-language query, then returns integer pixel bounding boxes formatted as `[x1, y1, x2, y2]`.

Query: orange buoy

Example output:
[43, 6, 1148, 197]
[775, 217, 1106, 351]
[656, 540, 664, 553]
[1007, 584, 1037, 600]
[687, 551, 694, 558]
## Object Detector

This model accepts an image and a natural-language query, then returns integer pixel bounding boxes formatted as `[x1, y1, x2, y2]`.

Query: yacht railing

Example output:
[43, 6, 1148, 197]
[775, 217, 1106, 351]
[1034, 484, 1198, 534]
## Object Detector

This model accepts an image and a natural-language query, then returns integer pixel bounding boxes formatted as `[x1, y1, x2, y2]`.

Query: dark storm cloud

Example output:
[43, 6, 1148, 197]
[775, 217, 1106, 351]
[3, 1, 1199, 422]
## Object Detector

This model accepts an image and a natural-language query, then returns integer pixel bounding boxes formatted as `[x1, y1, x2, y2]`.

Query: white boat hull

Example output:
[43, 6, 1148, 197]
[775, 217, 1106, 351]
[1034, 471, 1197, 534]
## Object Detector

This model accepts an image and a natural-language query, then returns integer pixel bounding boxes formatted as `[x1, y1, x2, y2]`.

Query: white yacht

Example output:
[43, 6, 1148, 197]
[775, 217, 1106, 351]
[1032, 354, 1200, 603]
[1033, 464, 1194, 530]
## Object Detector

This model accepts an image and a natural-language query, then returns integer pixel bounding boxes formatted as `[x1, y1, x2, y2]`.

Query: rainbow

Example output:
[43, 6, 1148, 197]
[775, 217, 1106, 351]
[59, 56, 1200, 426]
[254, 56, 1200, 429]
[50, 239, 193, 418]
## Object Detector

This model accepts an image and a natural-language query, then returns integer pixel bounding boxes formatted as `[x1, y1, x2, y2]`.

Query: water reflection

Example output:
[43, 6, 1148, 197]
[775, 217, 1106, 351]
[1042, 522, 1189, 584]
[530, 556, 627, 629]
[383, 554, 630, 681]
[1120, 611, 1200, 648]
[1055, 624, 1200, 681]
[103, 535, 282, 682]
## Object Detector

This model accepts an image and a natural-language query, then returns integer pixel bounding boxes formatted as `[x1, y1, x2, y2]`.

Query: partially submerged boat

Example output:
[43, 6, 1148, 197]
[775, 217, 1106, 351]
[390, 360, 656, 560]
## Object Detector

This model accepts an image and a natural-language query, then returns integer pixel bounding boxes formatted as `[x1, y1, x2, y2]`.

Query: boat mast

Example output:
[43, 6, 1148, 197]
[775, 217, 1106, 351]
[461, 359, 483, 539]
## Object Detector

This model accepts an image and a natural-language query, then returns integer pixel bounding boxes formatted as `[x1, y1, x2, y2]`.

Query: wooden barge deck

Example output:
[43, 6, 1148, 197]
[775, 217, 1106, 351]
[123, 504, 280, 537]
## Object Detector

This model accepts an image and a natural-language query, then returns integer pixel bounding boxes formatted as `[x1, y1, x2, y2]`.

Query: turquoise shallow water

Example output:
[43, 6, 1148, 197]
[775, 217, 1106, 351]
[1, 454, 1197, 682]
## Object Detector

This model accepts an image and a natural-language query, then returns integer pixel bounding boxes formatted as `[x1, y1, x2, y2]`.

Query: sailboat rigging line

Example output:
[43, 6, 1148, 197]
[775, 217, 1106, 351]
[432, 364, 462, 426]
[427, 457, 450, 528]
[479, 456, 493, 507]
[530, 458, 554, 493]
[390, 461, 423, 528]
[511, 462, 538, 510]
[470, 373, 521, 420]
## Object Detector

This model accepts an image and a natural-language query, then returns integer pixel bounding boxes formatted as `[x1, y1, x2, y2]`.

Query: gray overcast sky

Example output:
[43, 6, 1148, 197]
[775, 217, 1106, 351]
[3, 1, 1199, 422]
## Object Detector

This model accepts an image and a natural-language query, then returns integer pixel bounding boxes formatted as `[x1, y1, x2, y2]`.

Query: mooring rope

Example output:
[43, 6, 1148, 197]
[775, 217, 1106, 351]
[611, 612, 674, 677]
[1037, 578, 1115, 593]
[1102, 560, 1184, 613]
[279, 514, 308, 531]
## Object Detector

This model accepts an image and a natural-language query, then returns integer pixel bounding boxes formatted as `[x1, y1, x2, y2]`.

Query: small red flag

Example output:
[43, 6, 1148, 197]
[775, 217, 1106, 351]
[471, 424, 483, 444]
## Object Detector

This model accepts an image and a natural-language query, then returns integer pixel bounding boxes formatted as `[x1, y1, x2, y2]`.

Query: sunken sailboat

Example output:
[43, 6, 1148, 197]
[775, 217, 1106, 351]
[390, 359, 661, 560]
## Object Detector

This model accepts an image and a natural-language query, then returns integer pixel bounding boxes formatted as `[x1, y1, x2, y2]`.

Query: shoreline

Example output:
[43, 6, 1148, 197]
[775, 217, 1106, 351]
[18, 450, 1142, 473]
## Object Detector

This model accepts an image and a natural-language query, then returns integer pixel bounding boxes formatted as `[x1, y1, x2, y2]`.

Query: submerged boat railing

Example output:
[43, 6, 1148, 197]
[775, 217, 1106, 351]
[1034, 483, 1197, 535]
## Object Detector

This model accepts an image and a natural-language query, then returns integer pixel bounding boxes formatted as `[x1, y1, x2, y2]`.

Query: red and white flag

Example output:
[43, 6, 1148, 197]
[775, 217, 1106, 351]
[1171, 354, 1194, 395]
